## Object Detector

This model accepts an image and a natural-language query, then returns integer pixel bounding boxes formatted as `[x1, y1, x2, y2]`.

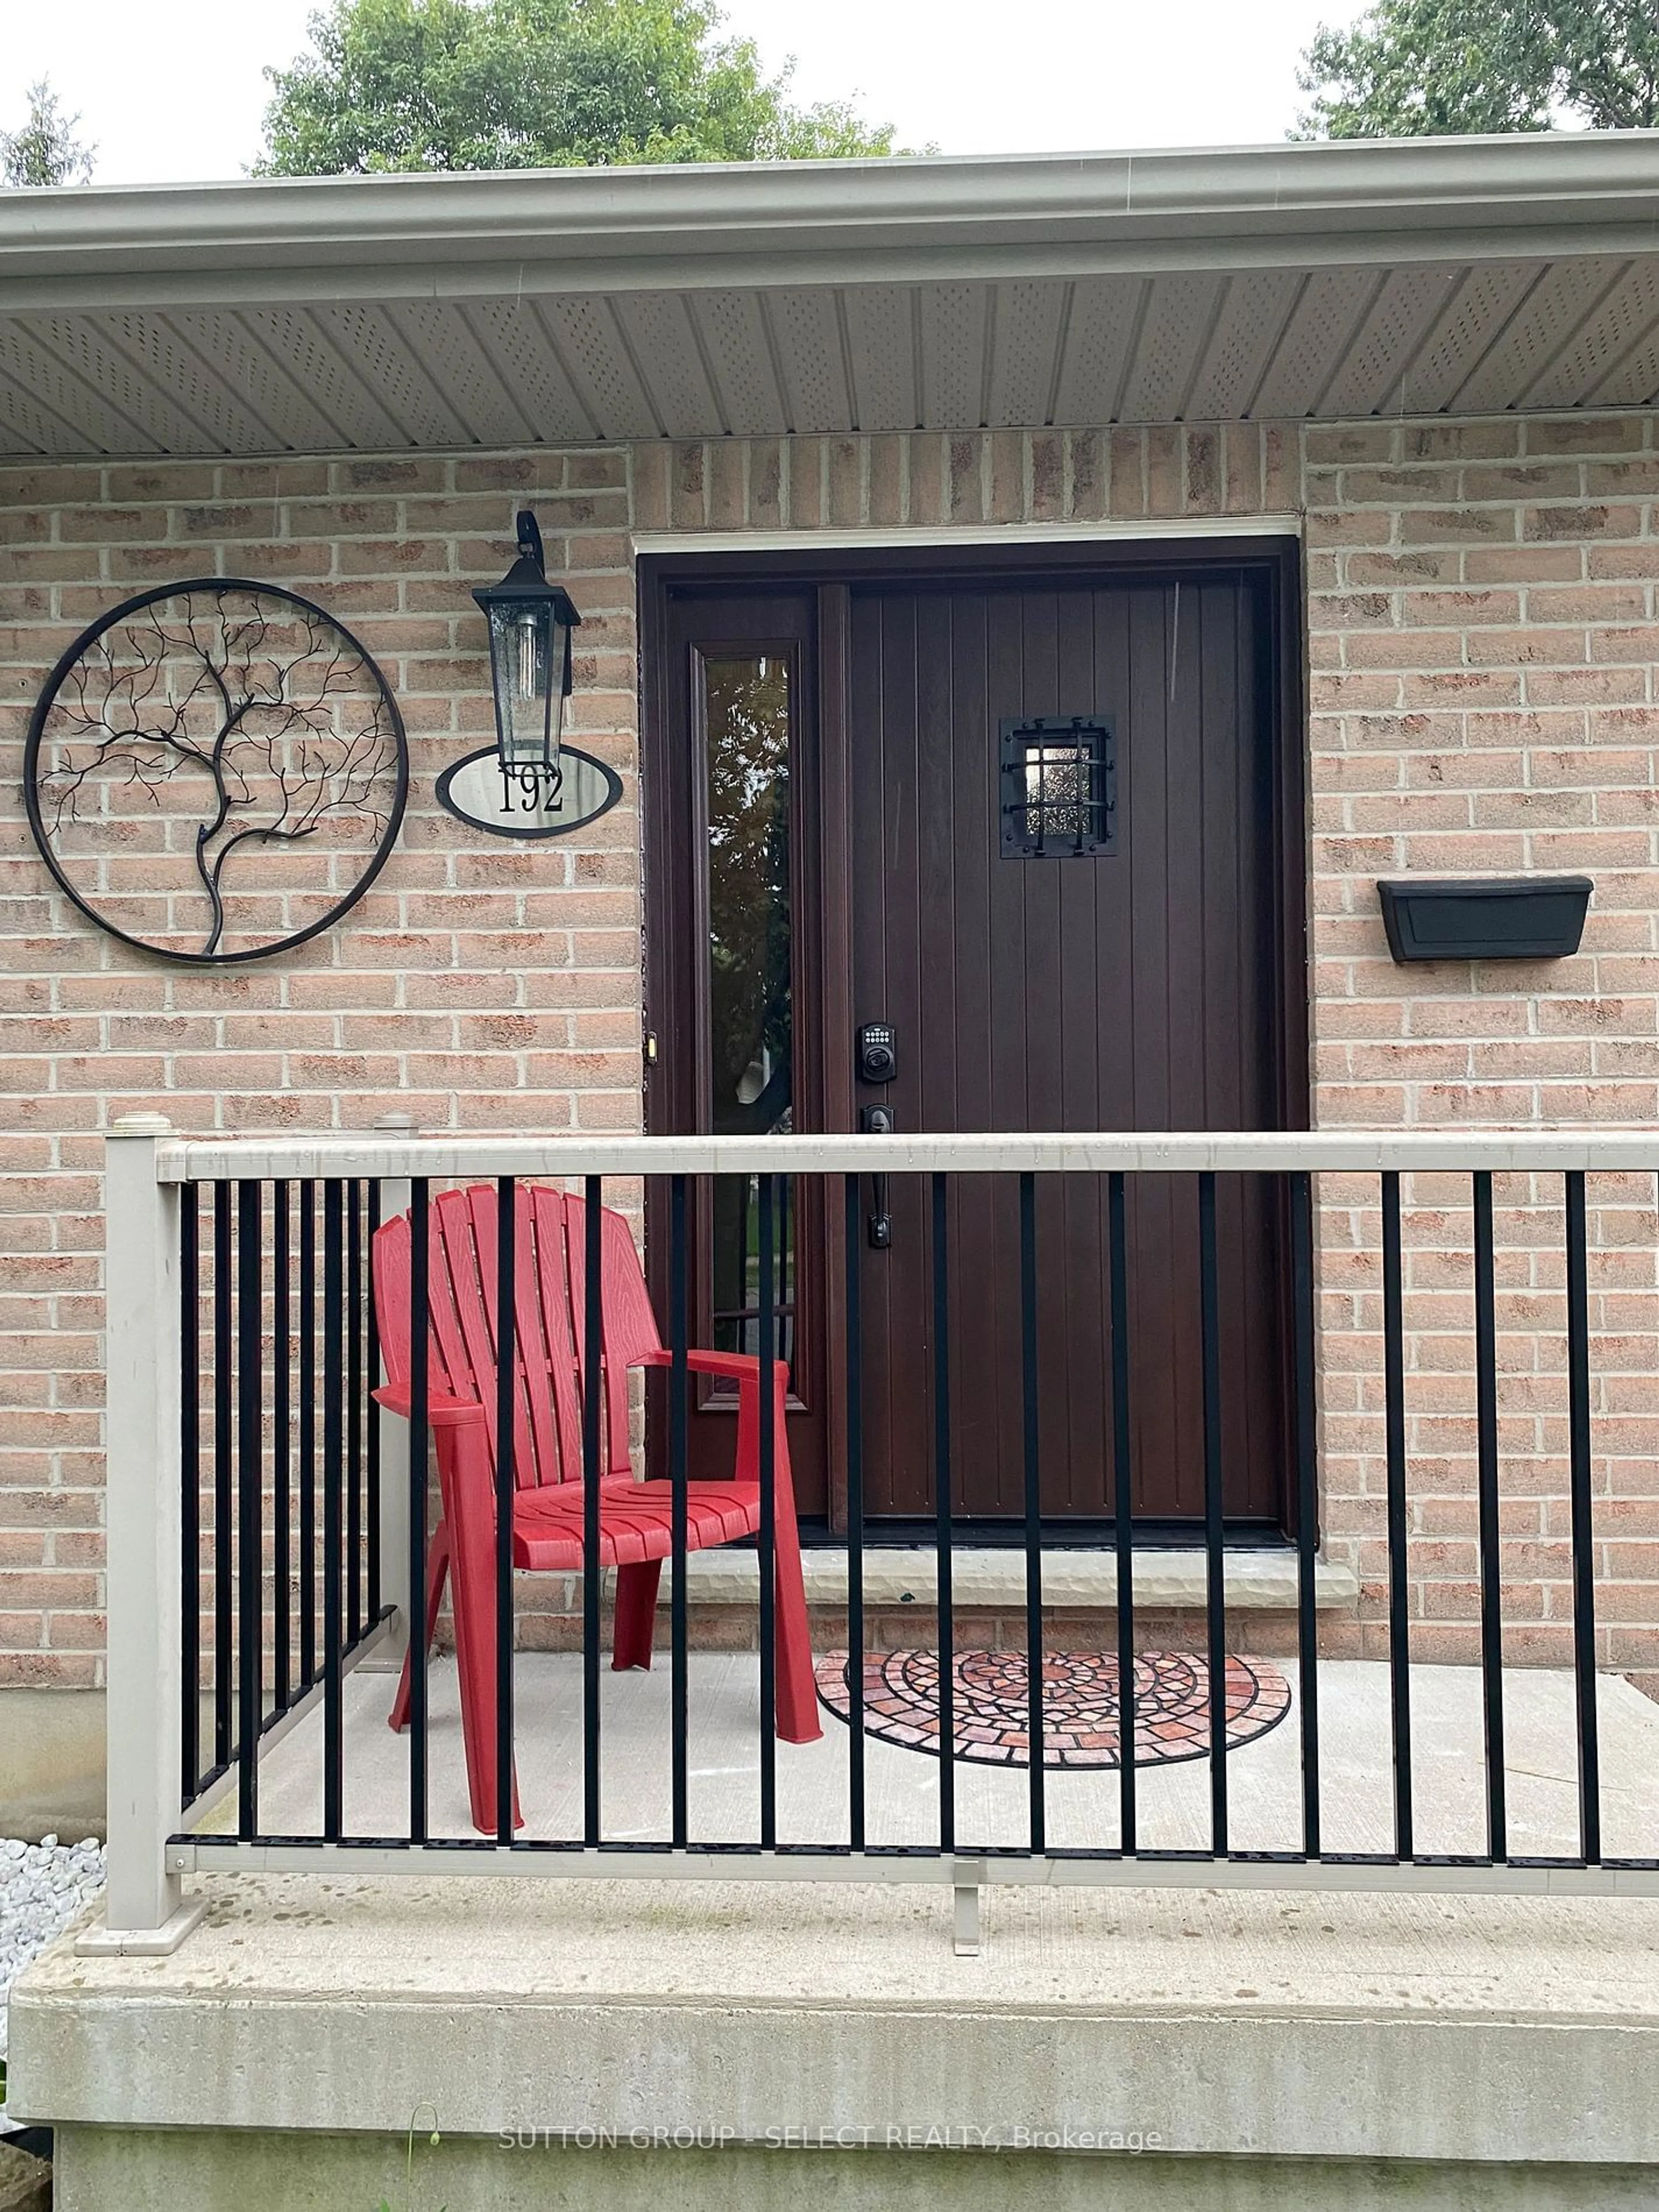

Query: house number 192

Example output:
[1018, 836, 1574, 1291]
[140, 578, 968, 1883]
[435, 741, 623, 842]
[497, 764, 564, 813]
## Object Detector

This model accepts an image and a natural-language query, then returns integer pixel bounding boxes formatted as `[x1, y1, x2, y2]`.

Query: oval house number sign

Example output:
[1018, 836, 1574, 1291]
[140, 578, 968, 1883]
[435, 745, 622, 840]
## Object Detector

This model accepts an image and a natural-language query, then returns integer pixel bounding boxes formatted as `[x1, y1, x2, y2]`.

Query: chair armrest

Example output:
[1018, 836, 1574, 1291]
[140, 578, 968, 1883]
[372, 1383, 487, 1429]
[635, 1349, 798, 1510]
[635, 1348, 779, 1383]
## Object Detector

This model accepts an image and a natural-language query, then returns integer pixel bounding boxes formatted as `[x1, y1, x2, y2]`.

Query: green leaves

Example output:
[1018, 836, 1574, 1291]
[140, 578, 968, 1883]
[1, 78, 95, 187]
[257, 0, 903, 175]
[1296, 0, 1659, 137]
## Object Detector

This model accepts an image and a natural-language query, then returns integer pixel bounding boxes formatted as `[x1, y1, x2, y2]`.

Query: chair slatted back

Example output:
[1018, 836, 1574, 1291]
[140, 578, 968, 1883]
[564, 1192, 661, 1478]
[372, 1183, 650, 1487]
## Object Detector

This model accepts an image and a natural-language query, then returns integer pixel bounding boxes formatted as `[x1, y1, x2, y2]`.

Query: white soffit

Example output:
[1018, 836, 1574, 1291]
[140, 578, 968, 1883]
[5, 137, 1659, 458]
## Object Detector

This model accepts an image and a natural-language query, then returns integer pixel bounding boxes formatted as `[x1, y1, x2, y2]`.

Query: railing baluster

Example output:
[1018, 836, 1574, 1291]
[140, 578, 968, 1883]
[322, 1180, 345, 1842]
[1472, 1170, 1507, 1864]
[844, 1172, 866, 1855]
[495, 1175, 517, 1846]
[1382, 1170, 1414, 1862]
[408, 1179, 430, 1846]
[213, 1180, 232, 1773]
[1565, 1170, 1601, 1866]
[757, 1172, 777, 1850]
[272, 1181, 291, 1713]
[1020, 1172, 1045, 1855]
[366, 1180, 382, 1624]
[235, 1181, 263, 1841]
[347, 1180, 364, 1645]
[180, 1186, 201, 1806]
[931, 1172, 954, 1856]
[778, 1173, 792, 1363]
[1108, 1171, 1135, 1856]
[669, 1173, 690, 1851]
[299, 1181, 316, 1690]
[1198, 1172, 1227, 1856]
[582, 1176, 603, 1847]
[1290, 1170, 1321, 1861]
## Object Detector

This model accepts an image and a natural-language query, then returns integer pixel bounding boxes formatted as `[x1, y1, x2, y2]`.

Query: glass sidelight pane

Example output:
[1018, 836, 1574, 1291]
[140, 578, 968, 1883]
[703, 654, 795, 1365]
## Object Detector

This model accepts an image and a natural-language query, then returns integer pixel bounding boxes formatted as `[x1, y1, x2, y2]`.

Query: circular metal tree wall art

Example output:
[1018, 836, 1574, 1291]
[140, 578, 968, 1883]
[25, 579, 407, 964]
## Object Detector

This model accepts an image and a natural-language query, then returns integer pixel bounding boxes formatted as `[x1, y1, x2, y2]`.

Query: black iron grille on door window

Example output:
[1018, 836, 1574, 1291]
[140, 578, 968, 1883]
[999, 715, 1116, 859]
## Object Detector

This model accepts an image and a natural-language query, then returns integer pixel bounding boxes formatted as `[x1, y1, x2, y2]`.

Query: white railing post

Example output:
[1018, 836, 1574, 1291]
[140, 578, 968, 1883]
[362, 1112, 414, 1672]
[78, 1113, 206, 1956]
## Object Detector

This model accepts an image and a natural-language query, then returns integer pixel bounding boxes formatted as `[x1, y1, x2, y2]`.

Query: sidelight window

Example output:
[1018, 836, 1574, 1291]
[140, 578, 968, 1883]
[702, 652, 795, 1365]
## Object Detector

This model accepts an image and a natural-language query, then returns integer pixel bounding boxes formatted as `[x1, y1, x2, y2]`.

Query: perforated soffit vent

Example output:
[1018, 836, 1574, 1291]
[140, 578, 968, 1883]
[6, 140, 1659, 457]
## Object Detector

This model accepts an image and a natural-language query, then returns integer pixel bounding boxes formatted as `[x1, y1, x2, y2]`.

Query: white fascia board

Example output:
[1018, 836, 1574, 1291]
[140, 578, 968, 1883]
[3, 133, 1659, 311]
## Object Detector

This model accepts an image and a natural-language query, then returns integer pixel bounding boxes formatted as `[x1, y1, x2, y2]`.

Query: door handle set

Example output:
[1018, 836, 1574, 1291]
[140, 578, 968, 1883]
[857, 1023, 896, 1249]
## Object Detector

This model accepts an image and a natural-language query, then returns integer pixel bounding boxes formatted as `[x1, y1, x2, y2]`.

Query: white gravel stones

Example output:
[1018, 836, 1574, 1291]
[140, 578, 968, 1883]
[0, 1833, 105, 2083]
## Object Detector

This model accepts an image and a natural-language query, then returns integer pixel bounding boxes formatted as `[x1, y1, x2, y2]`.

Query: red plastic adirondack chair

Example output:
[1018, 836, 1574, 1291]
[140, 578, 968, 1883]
[372, 1182, 820, 1834]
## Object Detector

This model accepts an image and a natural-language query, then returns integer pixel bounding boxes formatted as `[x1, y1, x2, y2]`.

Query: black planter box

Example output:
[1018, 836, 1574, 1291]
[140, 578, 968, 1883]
[1377, 875, 1592, 963]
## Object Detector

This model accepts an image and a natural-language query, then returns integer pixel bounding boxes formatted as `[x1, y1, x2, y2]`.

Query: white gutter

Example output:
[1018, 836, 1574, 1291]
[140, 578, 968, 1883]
[3, 133, 1659, 309]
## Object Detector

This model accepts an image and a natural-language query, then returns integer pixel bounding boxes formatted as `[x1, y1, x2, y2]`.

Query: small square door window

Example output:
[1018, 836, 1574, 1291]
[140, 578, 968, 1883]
[999, 715, 1117, 858]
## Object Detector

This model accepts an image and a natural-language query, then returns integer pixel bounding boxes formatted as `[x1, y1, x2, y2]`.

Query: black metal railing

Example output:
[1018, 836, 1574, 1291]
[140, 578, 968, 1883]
[156, 1136, 1659, 1894]
[179, 1177, 390, 1838]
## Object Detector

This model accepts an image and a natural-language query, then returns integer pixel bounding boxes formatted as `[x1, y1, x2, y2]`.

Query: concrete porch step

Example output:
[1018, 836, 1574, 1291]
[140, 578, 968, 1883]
[675, 1546, 1360, 1611]
[16, 1872, 1659, 2208]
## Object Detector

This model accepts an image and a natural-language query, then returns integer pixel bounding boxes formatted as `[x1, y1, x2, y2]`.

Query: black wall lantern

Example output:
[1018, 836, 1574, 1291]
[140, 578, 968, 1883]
[440, 509, 617, 841]
[473, 510, 582, 782]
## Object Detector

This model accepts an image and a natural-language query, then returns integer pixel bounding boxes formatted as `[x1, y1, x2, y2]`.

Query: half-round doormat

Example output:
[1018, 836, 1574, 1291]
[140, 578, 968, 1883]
[814, 1649, 1291, 1769]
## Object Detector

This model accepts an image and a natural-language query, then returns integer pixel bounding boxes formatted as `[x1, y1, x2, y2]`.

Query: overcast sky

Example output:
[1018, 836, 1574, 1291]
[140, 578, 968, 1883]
[3, 0, 1361, 188]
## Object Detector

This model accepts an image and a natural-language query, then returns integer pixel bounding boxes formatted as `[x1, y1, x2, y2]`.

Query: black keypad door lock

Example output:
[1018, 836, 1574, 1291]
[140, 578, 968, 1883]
[858, 1021, 897, 1084]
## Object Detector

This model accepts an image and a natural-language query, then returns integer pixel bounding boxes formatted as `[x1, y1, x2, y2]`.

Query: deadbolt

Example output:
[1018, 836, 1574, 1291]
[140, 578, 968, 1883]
[857, 1021, 897, 1084]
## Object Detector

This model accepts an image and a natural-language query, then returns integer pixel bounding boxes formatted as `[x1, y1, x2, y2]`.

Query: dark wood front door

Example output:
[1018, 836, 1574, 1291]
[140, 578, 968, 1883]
[642, 543, 1304, 1535]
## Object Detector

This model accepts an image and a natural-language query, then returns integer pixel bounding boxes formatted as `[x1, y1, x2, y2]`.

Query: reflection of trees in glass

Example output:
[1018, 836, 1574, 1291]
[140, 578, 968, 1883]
[705, 655, 793, 1359]
[705, 655, 791, 1138]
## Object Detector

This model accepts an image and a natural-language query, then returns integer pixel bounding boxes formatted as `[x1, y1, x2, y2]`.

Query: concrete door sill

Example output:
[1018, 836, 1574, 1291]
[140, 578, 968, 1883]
[669, 1547, 1358, 1611]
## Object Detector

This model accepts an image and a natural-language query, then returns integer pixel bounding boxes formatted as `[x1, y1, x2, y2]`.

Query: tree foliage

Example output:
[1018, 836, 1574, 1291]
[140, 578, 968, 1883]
[1, 79, 95, 188]
[257, 0, 902, 175]
[1296, 0, 1659, 137]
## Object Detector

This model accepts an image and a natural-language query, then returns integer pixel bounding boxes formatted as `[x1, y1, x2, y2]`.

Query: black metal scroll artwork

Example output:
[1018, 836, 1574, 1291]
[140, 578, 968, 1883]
[25, 580, 407, 964]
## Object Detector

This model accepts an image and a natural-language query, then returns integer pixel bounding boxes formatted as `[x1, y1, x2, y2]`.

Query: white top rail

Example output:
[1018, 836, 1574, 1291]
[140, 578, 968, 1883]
[148, 1128, 1659, 1183]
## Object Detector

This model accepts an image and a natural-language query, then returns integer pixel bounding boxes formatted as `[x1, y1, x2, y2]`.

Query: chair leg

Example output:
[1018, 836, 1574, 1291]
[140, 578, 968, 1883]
[772, 1548, 821, 1742]
[388, 1524, 450, 1735]
[613, 1560, 662, 1672]
[444, 1459, 523, 1836]
[768, 1392, 821, 1745]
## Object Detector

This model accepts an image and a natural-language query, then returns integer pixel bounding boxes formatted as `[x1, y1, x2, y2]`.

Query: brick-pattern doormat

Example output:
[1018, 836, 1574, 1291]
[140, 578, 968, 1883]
[814, 1648, 1292, 1768]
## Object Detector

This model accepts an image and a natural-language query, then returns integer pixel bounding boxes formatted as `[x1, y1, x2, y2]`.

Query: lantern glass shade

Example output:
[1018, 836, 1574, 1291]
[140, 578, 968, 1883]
[485, 597, 561, 769]
[473, 522, 581, 777]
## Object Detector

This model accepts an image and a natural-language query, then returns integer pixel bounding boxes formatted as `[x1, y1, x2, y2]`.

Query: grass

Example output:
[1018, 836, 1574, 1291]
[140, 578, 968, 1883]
[375, 2104, 445, 2212]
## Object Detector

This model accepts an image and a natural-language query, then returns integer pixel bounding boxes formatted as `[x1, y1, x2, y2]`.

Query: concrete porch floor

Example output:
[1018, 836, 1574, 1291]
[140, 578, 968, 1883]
[231, 1648, 1659, 1861]
[16, 1653, 1659, 2209]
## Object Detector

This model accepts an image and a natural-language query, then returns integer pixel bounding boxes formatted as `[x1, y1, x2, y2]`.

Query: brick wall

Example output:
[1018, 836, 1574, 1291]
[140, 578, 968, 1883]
[1300, 415, 1659, 1682]
[2, 415, 1658, 1688]
[0, 448, 640, 1686]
